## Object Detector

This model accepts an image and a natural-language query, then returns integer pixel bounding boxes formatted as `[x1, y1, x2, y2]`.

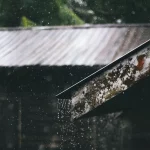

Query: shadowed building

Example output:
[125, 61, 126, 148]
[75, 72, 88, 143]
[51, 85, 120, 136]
[0, 24, 150, 149]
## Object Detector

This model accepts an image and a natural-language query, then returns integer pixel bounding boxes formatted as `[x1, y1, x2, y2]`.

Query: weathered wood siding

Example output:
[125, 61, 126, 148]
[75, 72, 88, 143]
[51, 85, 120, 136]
[1, 65, 149, 150]
[0, 66, 104, 149]
[0, 96, 19, 149]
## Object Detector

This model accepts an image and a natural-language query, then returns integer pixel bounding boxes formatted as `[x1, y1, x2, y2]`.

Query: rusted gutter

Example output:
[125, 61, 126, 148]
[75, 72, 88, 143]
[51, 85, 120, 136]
[56, 39, 150, 120]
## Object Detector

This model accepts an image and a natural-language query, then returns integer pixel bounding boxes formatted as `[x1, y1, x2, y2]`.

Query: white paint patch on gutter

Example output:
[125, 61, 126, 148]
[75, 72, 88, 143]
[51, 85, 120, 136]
[71, 46, 150, 120]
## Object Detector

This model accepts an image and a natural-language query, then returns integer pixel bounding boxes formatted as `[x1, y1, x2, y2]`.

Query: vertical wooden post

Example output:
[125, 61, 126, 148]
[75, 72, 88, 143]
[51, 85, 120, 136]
[93, 117, 97, 149]
[18, 99, 22, 148]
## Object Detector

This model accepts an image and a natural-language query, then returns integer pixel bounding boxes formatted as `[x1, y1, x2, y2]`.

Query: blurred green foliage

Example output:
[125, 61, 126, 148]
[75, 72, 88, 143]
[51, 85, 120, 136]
[0, 0, 150, 27]
[21, 16, 36, 27]
[70, 0, 150, 24]
[59, 5, 84, 25]
[0, 0, 84, 27]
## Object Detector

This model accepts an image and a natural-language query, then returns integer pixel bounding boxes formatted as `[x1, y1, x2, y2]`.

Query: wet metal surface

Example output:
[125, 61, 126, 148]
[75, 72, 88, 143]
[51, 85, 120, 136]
[57, 40, 150, 120]
[0, 25, 150, 66]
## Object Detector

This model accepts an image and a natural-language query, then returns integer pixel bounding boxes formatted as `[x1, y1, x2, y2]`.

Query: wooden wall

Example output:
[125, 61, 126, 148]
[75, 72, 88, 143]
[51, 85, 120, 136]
[0, 65, 104, 149]
[0, 95, 19, 149]
[1, 65, 149, 150]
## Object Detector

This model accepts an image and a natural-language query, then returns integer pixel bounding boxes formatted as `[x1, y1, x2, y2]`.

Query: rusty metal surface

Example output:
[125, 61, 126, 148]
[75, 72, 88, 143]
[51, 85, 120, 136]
[0, 25, 150, 66]
[57, 40, 150, 120]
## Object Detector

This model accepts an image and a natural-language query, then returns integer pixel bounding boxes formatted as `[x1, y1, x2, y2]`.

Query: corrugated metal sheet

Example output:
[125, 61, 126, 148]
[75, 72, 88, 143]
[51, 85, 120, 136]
[0, 24, 150, 66]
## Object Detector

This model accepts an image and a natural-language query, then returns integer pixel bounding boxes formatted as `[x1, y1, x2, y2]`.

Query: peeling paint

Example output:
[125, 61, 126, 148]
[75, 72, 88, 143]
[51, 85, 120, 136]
[71, 46, 150, 120]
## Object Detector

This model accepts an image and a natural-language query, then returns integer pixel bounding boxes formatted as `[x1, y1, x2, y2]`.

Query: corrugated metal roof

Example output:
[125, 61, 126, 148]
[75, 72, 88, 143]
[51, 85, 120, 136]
[0, 24, 150, 66]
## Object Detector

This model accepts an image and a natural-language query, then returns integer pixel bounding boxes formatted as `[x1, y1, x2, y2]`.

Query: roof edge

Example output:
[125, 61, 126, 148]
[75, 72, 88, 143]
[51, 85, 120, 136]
[1, 23, 150, 31]
[56, 38, 150, 99]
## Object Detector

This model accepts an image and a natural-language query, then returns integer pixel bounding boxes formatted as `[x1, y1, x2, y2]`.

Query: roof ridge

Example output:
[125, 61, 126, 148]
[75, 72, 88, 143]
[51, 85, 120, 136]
[1, 24, 150, 31]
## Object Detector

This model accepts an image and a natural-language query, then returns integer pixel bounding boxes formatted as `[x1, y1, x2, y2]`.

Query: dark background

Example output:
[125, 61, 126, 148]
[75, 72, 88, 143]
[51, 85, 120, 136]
[1, 0, 150, 27]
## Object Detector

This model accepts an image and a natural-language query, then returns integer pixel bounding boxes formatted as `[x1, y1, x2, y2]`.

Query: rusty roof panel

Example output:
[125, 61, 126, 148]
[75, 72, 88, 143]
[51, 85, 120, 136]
[56, 39, 150, 120]
[0, 25, 150, 66]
